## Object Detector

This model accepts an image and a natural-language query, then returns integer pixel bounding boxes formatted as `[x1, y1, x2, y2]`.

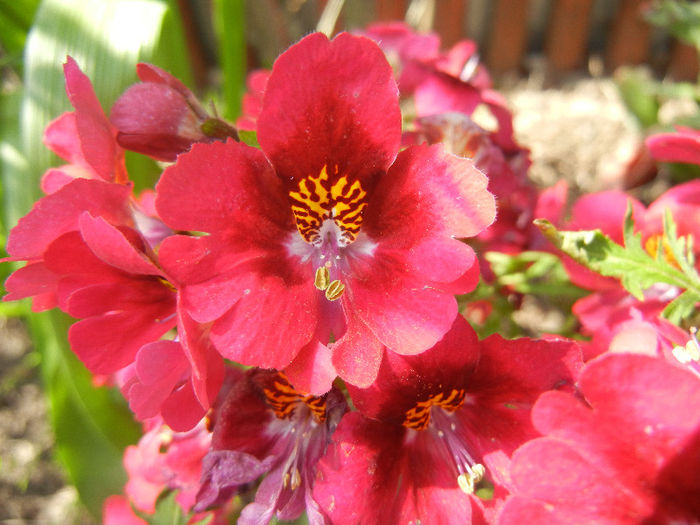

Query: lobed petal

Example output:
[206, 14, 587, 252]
[258, 32, 401, 187]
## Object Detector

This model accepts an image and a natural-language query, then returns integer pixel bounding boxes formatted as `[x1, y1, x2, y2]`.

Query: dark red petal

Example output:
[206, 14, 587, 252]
[257, 32, 401, 185]
[6, 178, 131, 259]
[314, 413, 406, 525]
[155, 140, 291, 235]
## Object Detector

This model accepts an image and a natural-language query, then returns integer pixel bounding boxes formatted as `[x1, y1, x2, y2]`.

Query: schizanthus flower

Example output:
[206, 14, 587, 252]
[313, 317, 582, 524]
[156, 32, 496, 391]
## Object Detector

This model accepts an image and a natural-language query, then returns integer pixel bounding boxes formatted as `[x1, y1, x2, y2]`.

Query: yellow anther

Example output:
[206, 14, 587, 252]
[290, 467, 302, 490]
[457, 464, 485, 494]
[314, 266, 330, 291]
[325, 280, 345, 301]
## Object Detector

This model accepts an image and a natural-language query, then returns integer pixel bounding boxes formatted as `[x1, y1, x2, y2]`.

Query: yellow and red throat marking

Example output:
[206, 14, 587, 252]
[288, 165, 368, 245]
[403, 389, 466, 430]
[263, 374, 327, 423]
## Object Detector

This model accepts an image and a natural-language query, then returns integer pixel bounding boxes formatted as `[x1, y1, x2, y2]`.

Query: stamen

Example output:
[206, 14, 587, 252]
[314, 266, 330, 291]
[290, 467, 302, 490]
[325, 280, 345, 301]
[673, 327, 700, 364]
[457, 464, 485, 494]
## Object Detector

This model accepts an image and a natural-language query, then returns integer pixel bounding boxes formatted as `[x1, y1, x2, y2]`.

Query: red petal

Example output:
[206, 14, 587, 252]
[6, 178, 131, 259]
[78, 213, 160, 275]
[209, 279, 317, 370]
[155, 140, 291, 235]
[63, 57, 123, 182]
[257, 32, 401, 185]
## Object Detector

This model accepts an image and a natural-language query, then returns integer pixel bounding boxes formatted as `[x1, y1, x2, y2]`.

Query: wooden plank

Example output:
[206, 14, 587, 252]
[434, 0, 467, 47]
[544, 0, 594, 71]
[376, 0, 407, 21]
[667, 41, 700, 82]
[605, 0, 651, 70]
[486, 0, 531, 73]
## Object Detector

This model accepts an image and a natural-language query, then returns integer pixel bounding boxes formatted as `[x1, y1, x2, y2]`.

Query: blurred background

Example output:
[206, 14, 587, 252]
[1, 0, 699, 523]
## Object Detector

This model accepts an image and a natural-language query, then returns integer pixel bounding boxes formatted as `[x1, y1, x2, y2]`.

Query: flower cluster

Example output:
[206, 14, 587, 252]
[4, 22, 700, 525]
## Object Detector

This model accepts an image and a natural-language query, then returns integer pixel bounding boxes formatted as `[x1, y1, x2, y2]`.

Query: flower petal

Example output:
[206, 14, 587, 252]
[257, 32, 401, 186]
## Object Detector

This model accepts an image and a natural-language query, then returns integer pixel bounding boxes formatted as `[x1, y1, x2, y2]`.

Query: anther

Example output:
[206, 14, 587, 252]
[457, 464, 485, 494]
[325, 280, 345, 301]
[314, 266, 330, 291]
[290, 467, 302, 490]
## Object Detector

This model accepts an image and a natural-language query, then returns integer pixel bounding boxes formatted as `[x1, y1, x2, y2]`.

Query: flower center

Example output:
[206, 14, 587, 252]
[262, 373, 327, 424]
[288, 164, 368, 247]
[404, 389, 486, 495]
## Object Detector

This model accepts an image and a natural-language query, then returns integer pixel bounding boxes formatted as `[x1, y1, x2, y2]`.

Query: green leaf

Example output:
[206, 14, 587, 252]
[536, 203, 700, 323]
[485, 251, 586, 298]
[28, 311, 140, 517]
[213, 0, 246, 120]
[0, 0, 41, 66]
[138, 491, 189, 525]
[239, 129, 259, 148]
[614, 67, 660, 128]
[646, 0, 700, 50]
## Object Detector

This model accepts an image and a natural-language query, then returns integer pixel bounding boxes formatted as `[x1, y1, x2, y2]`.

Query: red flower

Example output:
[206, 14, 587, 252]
[195, 370, 347, 524]
[155, 32, 496, 391]
[499, 353, 700, 524]
[312, 317, 582, 524]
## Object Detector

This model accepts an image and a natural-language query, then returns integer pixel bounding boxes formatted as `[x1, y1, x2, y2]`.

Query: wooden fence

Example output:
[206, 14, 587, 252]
[179, 0, 699, 86]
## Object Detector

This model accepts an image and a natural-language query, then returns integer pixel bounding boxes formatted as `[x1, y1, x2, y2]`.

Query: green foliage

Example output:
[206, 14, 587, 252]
[646, 0, 700, 50]
[213, 0, 246, 120]
[0, 0, 41, 69]
[29, 311, 141, 516]
[3, 0, 195, 518]
[485, 251, 586, 298]
[536, 204, 700, 325]
[136, 491, 191, 525]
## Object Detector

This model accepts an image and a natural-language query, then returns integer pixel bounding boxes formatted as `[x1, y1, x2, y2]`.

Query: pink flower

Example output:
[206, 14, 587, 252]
[195, 370, 347, 524]
[111, 64, 237, 162]
[236, 69, 270, 131]
[155, 32, 496, 391]
[499, 353, 700, 524]
[646, 126, 700, 165]
[41, 57, 128, 194]
[312, 317, 582, 524]
[123, 420, 211, 514]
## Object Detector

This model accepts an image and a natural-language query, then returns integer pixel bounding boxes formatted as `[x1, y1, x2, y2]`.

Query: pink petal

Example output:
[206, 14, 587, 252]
[6, 178, 131, 259]
[646, 130, 700, 165]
